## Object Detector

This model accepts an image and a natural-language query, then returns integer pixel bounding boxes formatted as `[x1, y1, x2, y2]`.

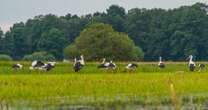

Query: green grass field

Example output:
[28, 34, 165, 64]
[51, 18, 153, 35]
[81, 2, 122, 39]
[0, 61, 208, 109]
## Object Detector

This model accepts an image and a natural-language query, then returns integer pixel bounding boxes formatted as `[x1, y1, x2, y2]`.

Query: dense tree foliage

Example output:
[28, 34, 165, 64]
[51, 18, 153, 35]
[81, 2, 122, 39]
[37, 28, 67, 60]
[64, 23, 143, 61]
[1, 3, 208, 61]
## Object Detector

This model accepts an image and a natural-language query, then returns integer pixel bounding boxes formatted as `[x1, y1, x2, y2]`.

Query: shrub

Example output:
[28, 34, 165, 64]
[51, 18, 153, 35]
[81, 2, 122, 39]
[0, 54, 12, 61]
[22, 51, 55, 61]
[132, 46, 144, 61]
[63, 44, 80, 60]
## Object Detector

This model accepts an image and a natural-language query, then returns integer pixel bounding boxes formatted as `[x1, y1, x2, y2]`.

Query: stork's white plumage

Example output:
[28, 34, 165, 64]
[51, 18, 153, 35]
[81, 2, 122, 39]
[29, 60, 45, 70]
[74, 55, 85, 72]
[43, 62, 56, 71]
[97, 58, 110, 68]
[12, 64, 23, 69]
[97, 58, 116, 73]
[186, 55, 195, 71]
[126, 63, 138, 69]
[158, 57, 165, 68]
[108, 61, 116, 70]
[198, 64, 205, 73]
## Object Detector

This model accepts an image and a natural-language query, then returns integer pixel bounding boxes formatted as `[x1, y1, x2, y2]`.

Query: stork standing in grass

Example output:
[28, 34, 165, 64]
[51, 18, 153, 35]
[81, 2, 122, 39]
[98, 58, 116, 73]
[186, 55, 195, 72]
[158, 57, 165, 71]
[12, 64, 23, 74]
[74, 55, 85, 72]
[125, 63, 138, 73]
[29, 60, 45, 73]
[43, 62, 56, 71]
[106, 61, 116, 73]
[97, 58, 109, 69]
[198, 64, 205, 73]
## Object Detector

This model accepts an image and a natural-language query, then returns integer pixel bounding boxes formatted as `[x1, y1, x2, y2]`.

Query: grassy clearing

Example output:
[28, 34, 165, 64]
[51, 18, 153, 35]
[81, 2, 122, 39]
[0, 73, 208, 105]
[0, 61, 208, 108]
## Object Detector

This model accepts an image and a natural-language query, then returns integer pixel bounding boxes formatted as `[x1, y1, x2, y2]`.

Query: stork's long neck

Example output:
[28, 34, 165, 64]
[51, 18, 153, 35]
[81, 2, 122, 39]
[189, 56, 193, 63]
[159, 57, 162, 63]
[102, 58, 105, 64]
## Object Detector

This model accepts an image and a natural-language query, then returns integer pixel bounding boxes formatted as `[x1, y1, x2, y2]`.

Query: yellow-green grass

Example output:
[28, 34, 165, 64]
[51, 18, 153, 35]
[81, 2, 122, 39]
[0, 73, 208, 105]
[0, 61, 208, 108]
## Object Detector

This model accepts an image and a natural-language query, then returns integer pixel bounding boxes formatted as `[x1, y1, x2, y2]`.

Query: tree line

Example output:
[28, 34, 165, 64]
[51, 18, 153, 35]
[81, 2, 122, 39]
[0, 3, 208, 61]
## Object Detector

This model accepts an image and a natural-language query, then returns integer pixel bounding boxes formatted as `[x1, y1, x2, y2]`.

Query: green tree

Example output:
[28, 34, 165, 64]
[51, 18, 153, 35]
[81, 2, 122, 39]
[0, 28, 3, 54]
[65, 23, 144, 61]
[9, 22, 29, 60]
[37, 28, 68, 60]
[1, 32, 14, 57]
[63, 44, 80, 60]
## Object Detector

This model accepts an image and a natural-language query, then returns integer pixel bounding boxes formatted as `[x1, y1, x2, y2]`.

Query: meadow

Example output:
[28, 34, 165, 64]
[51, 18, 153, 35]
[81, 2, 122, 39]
[0, 61, 208, 109]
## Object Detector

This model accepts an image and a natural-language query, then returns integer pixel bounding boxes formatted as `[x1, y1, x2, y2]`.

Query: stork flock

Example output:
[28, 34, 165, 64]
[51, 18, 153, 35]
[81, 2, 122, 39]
[12, 55, 206, 73]
[12, 61, 56, 73]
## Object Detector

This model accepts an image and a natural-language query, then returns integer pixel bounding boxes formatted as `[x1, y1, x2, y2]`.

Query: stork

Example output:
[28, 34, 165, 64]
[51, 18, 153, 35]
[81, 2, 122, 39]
[43, 62, 56, 71]
[198, 64, 205, 73]
[97, 58, 110, 69]
[97, 58, 116, 73]
[12, 64, 23, 74]
[107, 61, 117, 73]
[186, 55, 195, 71]
[29, 60, 45, 70]
[158, 56, 165, 69]
[29, 60, 45, 73]
[74, 55, 85, 72]
[125, 63, 138, 73]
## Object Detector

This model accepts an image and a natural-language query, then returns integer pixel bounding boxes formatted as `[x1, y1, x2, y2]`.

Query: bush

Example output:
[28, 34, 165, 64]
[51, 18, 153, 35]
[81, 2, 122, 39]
[63, 44, 80, 60]
[0, 54, 12, 61]
[22, 51, 55, 61]
[132, 46, 144, 61]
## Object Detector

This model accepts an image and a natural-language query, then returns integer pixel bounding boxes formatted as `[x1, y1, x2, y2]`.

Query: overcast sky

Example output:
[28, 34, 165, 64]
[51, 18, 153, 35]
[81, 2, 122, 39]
[1, 0, 208, 32]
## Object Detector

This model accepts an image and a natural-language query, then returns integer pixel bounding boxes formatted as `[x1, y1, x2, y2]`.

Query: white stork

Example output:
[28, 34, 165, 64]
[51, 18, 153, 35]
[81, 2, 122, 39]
[74, 55, 85, 72]
[97, 58, 110, 69]
[97, 58, 116, 73]
[125, 63, 138, 73]
[12, 64, 23, 74]
[158, 56, 165, 69]
[108, 61, 116, 70]
[12, 64, 23, 69]
[43, 62, 56, 71]
[198, 64, 205, 73]
[126, 63, 138, 69]
[186, 55, 195, 71]
[29, 60, 45, 70]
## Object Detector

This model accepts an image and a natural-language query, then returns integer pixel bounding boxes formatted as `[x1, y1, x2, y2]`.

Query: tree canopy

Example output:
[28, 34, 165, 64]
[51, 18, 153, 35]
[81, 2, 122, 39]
[64, 23, 144, 61]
